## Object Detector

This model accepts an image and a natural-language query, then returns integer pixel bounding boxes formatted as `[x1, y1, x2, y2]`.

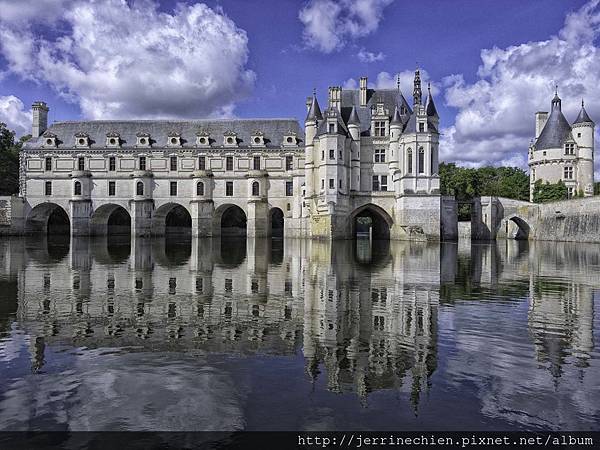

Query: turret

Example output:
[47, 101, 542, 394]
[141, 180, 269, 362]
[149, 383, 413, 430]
[32, 101, 49, 138]
[390, 106, 403, 139]
[425, 82, 439, 130]
[305, 94, 322, 144]
[347, 106, 360, 140]
[572, 99, 595, 196]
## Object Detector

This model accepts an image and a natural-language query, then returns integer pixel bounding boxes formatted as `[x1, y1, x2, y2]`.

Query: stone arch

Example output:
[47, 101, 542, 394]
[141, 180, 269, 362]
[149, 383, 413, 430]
[215, 204, 247, 236]
[350, 203, 393, 240]
[269, 207, 284, 237]
[152, 203, 192, 236]
[507, 215, 530, 240]
[25, 203, 70, 235]
[90, 204, 131, 236]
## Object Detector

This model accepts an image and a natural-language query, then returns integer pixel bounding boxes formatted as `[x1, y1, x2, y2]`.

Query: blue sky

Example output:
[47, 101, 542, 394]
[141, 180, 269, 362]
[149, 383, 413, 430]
[0, 0, 597, 169]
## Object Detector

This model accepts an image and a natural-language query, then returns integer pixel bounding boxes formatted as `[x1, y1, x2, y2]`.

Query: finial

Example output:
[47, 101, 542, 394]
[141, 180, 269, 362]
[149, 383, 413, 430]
[397, 73, 400, 92]
[582, 98, 585, 107]
[555, 84, 558, 95]
[313, 87, 316, 97]
[428, 82, 431, 93]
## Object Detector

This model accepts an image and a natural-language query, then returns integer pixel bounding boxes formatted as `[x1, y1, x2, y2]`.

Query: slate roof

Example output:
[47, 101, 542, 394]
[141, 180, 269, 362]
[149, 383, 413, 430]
[574, 104, 594, 124]
[535, 101, 572, 150]
[403, 111, 439, 134]
[306, 96, 323, 122]
[23, 118, 303, 150]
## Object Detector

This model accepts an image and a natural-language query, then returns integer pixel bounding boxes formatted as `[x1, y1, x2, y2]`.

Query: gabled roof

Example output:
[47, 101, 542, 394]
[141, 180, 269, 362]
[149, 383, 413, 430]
[535, 96, 572, 150]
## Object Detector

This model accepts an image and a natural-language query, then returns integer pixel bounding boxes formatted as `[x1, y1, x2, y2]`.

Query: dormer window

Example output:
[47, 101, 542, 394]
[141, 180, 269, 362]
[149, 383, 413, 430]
[196, 129, 210, 147]
[328, 123, 336, 134]
[223, 130, 237, 147]
[283, 131, 298, 147]
[251, 131, 265, 147]
[136, 132, 151, 147]
[565, 143, 575, 155]
[168, 131, 182, 147]
[374, 121, 386, 137]
[106, 132, 120, 148]
[42, 131, 57, 147]
[419, 122, 426, 133]
[74, 132, 90, 148]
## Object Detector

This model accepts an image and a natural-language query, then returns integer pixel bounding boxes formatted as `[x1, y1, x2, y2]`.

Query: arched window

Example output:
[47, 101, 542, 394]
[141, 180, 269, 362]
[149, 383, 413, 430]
[74, 181, 82, 196]
[407, 148, 413, 174]
[418, 147, 425, 174]
[136, 181, 144, 196]
[252, 181, 260, 196]
[197, 181, 204, 196]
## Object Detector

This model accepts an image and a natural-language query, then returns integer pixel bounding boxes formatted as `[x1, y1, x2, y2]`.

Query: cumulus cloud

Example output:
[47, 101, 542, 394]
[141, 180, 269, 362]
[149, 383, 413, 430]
[343, 69, 440, 98]
[0, 0, 255, 119]
[441, 0, 600, 169]
[299, 0, 394, 53]
[0, 95, 31, 136]
[357, 48, 385, 63]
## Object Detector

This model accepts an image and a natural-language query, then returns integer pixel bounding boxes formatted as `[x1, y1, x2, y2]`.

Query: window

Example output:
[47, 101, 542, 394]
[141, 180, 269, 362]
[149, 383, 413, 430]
[419, 122, 425, 133]
[418, 147, 425, 174]
[380, 175, 387, 191]
[196, 181, 204, 196]
[74, 181, 82, 196]
[253, 156, 261, 170]
[568, 186, 574, 198]
[45, 157, 52, 171]
[321, 179, 324, 190]
[170, 181, 177, 196]
[199, 156, 206, 170]
[565, 143, 575, 155]
[45, 181, 52, 196]
[577, 132, 582, 138]
[328, 123, 335, 133]
[374, 148, 386, 163]
[77, 157, 85, 171]
[430, 149, 435, 174]
[252, 181, 260, 196]
[286, 181, 293, 196]
[339, 179, 342, 189]
[226, 156, 234, 171]
[109, 156, 116, 171]
[339, 150, 343, 160]
[109, 181, 116, 196]
[136, 181, 144, 196]
[226, 181, 233, 196]
[564, 166, 574, 179]
[139, 156, 146, 170]
[329, 149, 335, 159]
[329, 178, 334, 189]
[531, 169, 536, 181]
[543, 151, 547, 157]
[374, 121, 386, 137]
[372, 175, 380, 191]
[321, 150, 325, 161]
[407, 149, 413, 174]
[285, 156, 293, 171]
[170, 156, 177, 171]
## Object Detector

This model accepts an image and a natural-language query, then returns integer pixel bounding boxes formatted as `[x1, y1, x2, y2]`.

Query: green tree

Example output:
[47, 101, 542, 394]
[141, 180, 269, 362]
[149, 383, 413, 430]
[0, 123, 30, 195]
[531, 179, 568, 203]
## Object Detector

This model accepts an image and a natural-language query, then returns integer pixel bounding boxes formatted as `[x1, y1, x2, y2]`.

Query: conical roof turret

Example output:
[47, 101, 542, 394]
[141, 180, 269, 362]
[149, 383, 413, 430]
[305, 94, 323, 122]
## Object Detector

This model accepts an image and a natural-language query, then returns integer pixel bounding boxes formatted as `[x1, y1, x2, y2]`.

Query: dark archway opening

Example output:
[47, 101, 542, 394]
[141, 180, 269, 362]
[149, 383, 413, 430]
[107, 206, 131, 236]
[47, 207, 70, 235]
[270, 208, 284, 238]
[352, 206, 391, 240]
[221, 205, 247, 236]
[510, 217, 530, 240]
[165, 205, 192, 235]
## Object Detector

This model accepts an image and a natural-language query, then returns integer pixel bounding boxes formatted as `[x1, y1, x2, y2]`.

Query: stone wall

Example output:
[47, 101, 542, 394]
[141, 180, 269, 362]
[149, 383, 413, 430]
[0, 196, 25, 235]
[532, 196, 600, 243]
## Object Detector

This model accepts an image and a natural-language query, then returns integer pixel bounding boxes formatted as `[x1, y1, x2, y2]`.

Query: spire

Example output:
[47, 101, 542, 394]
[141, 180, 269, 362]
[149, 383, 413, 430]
[535, 91, 572, 150]
[347, 105, 360, 126]
[574, 98, 594, 124]
[397, 73, 401, 92]
[425, 82, 438, 117]
[391, 106, 403, 126]
[305, 93, 322, 122]
[551, 86, 561, 111]
[413, 66, 422, 106]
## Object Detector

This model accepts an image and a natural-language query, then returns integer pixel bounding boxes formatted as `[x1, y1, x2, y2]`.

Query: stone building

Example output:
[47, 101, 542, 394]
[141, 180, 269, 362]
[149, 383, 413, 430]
[528, 92, 595, 200]
[14, 69, 453, 240]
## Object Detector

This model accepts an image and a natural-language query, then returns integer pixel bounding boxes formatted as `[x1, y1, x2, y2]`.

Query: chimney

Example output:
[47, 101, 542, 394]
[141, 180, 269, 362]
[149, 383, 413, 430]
[328, 86, 342, 111]
[535, 111, 548, 139]
[32, 101, 49, 138]
[359, 76, 367, 107]
[306, 96, 313, 112]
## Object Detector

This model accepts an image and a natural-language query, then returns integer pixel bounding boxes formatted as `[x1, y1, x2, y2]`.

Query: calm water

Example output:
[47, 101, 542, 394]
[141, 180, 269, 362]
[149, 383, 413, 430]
[0, 236, 599, 431]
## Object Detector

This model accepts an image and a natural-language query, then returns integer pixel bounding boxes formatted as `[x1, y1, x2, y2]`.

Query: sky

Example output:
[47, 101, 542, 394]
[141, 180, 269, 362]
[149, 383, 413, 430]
[0, 0, 598, 172]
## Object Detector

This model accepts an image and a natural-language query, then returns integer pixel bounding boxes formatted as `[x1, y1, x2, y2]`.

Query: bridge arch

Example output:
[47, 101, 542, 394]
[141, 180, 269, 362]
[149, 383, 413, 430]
[152, 203, 192, 235]
[90, 204, 131, 235]
[25, 203, 70, 235]
[215, 204, 247, 236]
[506, 215, 530, 240]
[269, 207, 284, 237]
[350, 203, 393, 239]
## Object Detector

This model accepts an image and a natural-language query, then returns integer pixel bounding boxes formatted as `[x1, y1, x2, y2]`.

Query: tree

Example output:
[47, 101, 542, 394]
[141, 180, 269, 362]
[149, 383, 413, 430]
[531, 179, 568, 203]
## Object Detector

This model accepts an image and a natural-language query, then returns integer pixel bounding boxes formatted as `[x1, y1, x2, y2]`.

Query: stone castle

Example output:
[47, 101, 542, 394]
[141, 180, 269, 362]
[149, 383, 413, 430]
[12, 68, 455, 240]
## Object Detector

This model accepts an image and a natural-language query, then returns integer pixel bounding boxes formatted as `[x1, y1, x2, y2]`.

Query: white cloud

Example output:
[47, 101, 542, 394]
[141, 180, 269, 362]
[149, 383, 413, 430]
[0, 0, 255, 120]
[357, 48, 385, 63]
[0, 95, 31, 136]
[441, 0, 600, 169]
[299, 0, 394, 53]
[343, 69, 440, 98]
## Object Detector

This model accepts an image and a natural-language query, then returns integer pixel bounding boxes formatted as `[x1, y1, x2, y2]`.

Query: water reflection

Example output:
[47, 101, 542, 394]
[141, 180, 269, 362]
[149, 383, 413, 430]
[0, 236, 598, 430]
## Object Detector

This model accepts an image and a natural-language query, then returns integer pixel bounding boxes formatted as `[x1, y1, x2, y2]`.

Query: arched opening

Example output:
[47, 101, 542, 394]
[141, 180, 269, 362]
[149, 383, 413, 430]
[508, 216, 530, 240]
[91, 204, 131, 236]
[196, 181, 204, 196]
[219, 205, 247, 236]
[26, 203, 70, 235]
[351, 204, 392, 240]
[270, 207, 284, 238]
[136, 181, 144, 196]
[153, 203, 192, 236]
[252, 181, 260, 197]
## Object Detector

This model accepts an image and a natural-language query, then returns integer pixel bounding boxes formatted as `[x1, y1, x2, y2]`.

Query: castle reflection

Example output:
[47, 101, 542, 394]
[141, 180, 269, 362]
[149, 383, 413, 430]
[1, 234, 596, 406]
